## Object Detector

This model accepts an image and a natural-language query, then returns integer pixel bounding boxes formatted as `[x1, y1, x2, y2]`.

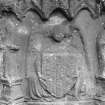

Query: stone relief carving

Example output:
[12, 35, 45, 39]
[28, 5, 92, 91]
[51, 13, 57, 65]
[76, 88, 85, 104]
[0, 0, 104, 105]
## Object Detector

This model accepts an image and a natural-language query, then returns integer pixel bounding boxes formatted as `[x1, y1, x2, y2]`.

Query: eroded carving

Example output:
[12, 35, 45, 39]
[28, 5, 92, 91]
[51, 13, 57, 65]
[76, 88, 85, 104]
[0, 0, 101, 20]
[0, 0, 104, 105]
[69, 0, 99, 18]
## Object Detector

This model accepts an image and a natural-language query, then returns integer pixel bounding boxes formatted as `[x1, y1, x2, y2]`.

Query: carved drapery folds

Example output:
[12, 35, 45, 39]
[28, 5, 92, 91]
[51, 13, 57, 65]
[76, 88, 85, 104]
[0, 0, 104, 105]
[27, 25, 87, 100]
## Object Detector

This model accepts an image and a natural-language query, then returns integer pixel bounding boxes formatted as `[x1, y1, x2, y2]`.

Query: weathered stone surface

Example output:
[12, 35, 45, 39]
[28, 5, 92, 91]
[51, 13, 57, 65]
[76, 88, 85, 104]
[41, 0, 70, 19]
[0, 0, 104, 105]
[69, 0, 99, 18]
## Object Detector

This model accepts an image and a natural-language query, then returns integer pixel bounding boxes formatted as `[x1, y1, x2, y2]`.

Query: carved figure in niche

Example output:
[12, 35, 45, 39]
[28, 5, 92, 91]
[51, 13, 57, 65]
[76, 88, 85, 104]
[22, 0, 103, 103]
[26, 13, 78, 102]
[25, 10, 98, 103]
[0, 0, 104, 105]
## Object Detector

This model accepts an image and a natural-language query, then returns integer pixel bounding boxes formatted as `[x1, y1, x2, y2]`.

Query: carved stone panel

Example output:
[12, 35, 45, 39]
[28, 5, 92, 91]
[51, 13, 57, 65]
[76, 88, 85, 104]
[0, 0, 104, 105]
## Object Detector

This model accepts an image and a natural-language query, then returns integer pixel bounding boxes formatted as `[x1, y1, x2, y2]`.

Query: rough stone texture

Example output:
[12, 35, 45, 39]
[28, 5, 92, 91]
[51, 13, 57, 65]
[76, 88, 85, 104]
[0, 0, 104, 105]
[69, 0, 99, 18]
